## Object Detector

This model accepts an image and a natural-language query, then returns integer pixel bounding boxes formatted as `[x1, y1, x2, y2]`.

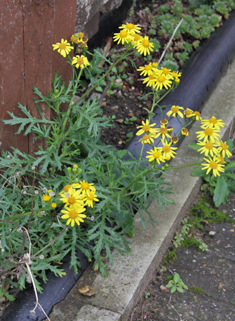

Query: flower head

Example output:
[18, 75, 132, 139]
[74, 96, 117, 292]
[61, 208, 86, 227]
[201, 116, 225, 130]
[197, 141, 218, 157]
[139, 133, 155, 145]
[171, 70, 182, 78]
[51, 203, 57, 209]
[196, 127, 220, 143]
[166, 105, 184, 118]
[73, 180, 96, 197]
[214, 140, 232, 158]
[201, 156, 225, 177]
[72, 55, 90, 69]
[119, 23, 141, 34]
[113, 30, 132, 45]
[43, 194, 51, 202]
[161, 141, 177, 160]
[184, 108, 194, 118]
[137, 63, 154, 77]
[153, 72, 172, 91]
[136, 36, 154, 56]
[181, 128, 189, 136]
[52, 39, 73, 57]
[136, 119, 157, 136]
[155, 126, 172, 140]
[60, 188, 84, 210]
[193, 111, 202, 121]
[85, 191, 99, 208]
[146, 147, 165, 163]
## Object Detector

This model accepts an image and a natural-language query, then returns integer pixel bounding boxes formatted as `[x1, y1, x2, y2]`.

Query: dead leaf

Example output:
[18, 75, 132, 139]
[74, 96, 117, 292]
[78, 285, 95, 296]
[160, 285, 169, 293]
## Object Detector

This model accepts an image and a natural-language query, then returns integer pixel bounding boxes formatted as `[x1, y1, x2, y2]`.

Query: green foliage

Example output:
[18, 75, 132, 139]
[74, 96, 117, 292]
[161, 249, 177, 266]
[191, 139, 235, 207]
[158, 4, 170, 14]
[190, 195, 235, 226]
[165, 272, 188, 293]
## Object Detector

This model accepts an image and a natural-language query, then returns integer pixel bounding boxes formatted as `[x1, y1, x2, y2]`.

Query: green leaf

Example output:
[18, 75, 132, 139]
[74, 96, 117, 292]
[225, 161, 235, 172]
[174, 273, 180, 283]
[171, 285, 177, 293]
[191, 166, 206, 177]
[96, 86, 103, 92]
[213, 176, 229, 207]
[177, 287, 184, 293]
[188, 143, 201, 151]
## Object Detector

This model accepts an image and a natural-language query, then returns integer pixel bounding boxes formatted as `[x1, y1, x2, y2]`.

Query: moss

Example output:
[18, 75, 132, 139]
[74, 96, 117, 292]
[161, 249, 177, 266]
[189, 195, 235, 229]
[188, 286, 205, 294]
[180, 237, 202, 249]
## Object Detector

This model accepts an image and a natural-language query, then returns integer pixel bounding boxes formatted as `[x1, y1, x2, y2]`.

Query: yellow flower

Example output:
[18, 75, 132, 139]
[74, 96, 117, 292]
[193, 111, 202, 121]
[201, 116, 225, 130]
[85, 191, 99, 208]
[137, 63, 154, 76]
[71, 34, 79, 44]
[43, 194, 51, 202]
[161, 141, 177, 160]
[113, 30, 132, 45]
[166, 105, 184, 118]
[119, 23, 141, 34]
[60, 188, 84, 210]
[139, 133, 155, 145]
[61, 208, 86, 227]
[171, 70, 182, 78]
[197, 141, 218, 157]
[130, 33, 142, 45]
[196, 127, 220, 143]
[72, 55, 90, 69]
[155, 126, 172, 140]
[184, 108, 194, 118]
[51, 203, 57, 209]
[136, 36, 154, 56]
[146, 147, 165, 163]
[201, 156, 225, 177]
[142, 73, 158, 88]
[181, 128, 189, 136]
[214, 140, 232, 158]
[153, 72, 172, 91]
[171, 135, 179, 144]
[52, 39, 74, 57]
[161, 67, 173, 78]
[73, 180, 96, 197]
[136, 119, 157, 136]
[160, 118, 168, 126]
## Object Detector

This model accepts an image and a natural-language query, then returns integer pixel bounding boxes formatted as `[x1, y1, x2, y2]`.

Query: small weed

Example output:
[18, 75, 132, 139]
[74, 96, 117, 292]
[145, 292, 151, 299]
[166, 272, 188, 293]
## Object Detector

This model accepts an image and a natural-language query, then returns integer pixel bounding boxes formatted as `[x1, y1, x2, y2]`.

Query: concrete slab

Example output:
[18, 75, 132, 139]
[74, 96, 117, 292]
[49, 54, 235, 321]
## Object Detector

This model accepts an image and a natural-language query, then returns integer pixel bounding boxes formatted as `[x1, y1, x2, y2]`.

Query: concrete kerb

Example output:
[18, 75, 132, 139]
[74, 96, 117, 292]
[48, 55, 235, 321]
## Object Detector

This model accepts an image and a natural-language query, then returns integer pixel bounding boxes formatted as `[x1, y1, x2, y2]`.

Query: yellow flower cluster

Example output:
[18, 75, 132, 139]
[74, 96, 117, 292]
[137, 106, 203, 164]
[113, 23, 154, 56]
[52, 33, 90, 70]
[196, 116, 231, 177]
[59, 180, 99, 227]
[140, 66, 181, 90]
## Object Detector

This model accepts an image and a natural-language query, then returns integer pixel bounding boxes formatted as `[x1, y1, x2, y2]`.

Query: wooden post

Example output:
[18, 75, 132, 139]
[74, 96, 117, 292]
[0, 0, 77, 155]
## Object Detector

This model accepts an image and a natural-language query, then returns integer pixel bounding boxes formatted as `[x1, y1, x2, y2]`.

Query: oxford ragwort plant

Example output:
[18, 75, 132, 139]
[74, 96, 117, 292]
[0, 22, 233, 309]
